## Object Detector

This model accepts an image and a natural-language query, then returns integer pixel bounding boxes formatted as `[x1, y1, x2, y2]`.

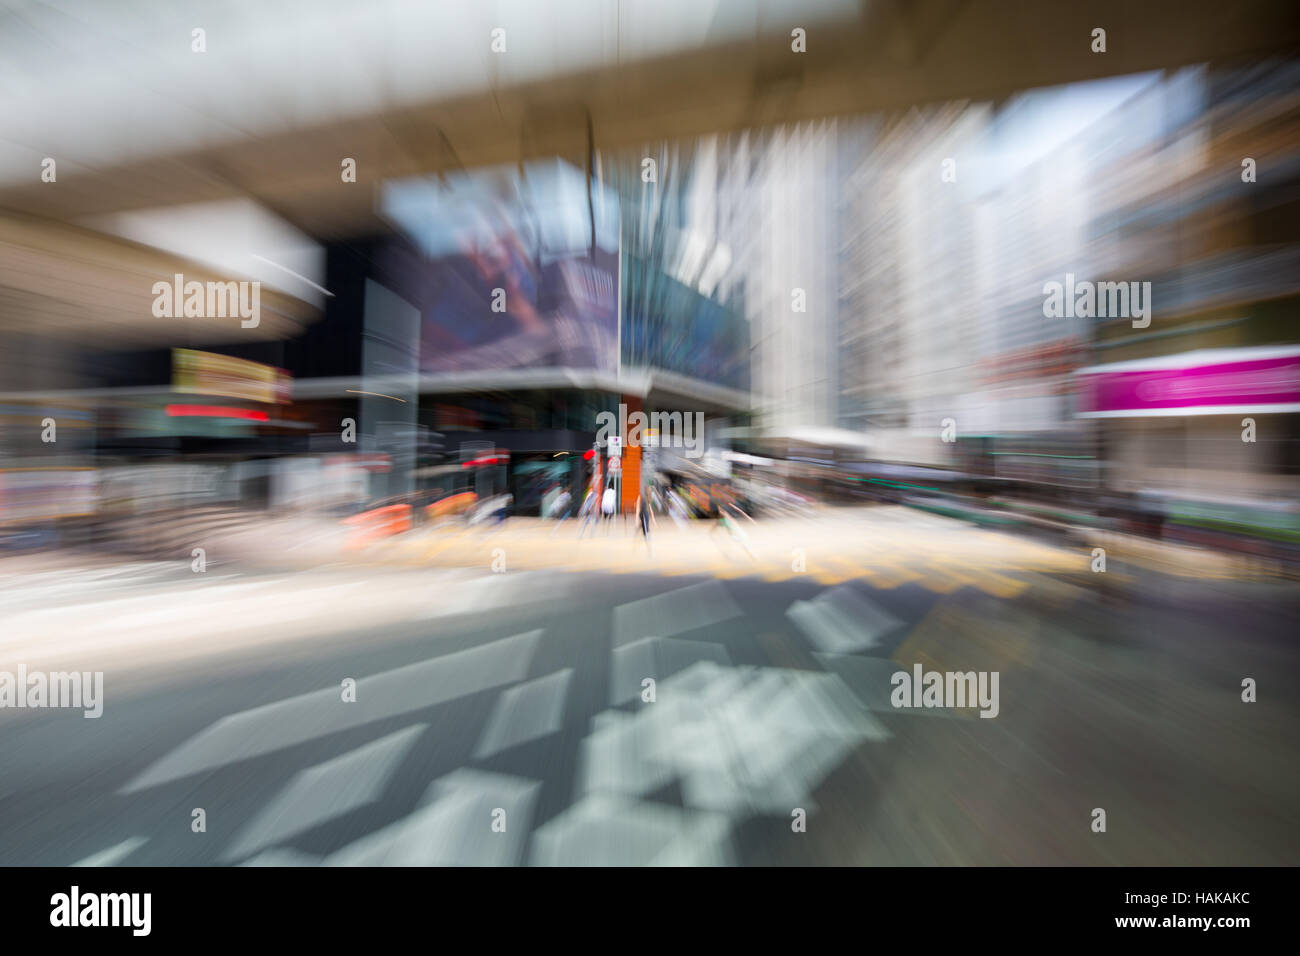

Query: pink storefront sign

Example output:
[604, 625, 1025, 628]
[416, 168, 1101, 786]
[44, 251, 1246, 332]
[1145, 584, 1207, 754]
[1077, 348, 1300, 417]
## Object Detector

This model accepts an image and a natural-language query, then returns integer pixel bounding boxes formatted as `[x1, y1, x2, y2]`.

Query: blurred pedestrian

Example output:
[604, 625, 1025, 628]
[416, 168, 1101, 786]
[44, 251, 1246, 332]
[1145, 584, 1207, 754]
[478, 493, 513, 538]
[601, 480, 617, 535]
[552, 487, 572, 520]
[712, 501, 755, 560]
[550, 487, 574, 535]
[577, 486, 598, 538]
[635, 492, 655, 556]
[665, 488, 689, 528]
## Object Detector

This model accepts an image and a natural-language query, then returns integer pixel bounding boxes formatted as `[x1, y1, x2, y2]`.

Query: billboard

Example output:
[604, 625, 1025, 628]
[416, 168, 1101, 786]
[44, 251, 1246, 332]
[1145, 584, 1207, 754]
[173, 349, 291, 404]
[620, 252, 748, 392]
[380, 160, 620, 376]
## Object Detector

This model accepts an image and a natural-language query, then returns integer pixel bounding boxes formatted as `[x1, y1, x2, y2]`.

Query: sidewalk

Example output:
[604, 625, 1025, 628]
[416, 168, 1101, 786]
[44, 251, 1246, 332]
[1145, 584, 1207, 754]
[895, 494, 1297, 581]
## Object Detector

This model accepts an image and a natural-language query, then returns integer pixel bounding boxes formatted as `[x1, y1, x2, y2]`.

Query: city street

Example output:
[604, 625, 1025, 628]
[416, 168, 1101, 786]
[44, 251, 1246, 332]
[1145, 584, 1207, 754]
[1, 507, 1295, 866]
[1, 0, 1298, 926]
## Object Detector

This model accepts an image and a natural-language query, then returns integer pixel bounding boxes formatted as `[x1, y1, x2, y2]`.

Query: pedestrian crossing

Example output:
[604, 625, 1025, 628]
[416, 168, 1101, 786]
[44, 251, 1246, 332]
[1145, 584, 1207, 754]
[95, 576, 972, 865]
[348, 515, 1092, 598]
[347, 507, 1291, 591]
[17, 537, 1292, 867]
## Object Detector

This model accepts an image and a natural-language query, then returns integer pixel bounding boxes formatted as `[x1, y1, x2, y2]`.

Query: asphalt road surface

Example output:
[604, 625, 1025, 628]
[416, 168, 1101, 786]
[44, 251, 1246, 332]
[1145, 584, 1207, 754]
[1, 532, 1296, 866]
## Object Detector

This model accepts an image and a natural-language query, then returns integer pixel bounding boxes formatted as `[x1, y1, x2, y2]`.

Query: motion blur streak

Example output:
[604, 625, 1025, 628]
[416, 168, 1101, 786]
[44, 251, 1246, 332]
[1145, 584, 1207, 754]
[0, 0, 1297, 866]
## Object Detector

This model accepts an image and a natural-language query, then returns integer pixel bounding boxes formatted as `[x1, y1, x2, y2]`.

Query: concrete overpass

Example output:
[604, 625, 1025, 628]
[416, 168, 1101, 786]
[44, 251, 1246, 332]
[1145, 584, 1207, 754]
[1, 0, 1296, 239]
[0, 0, 1296, 360]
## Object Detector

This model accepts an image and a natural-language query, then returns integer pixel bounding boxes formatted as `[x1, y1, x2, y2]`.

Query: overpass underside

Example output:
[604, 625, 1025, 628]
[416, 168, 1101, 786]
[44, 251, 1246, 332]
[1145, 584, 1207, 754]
[3, 0, 1297, 240]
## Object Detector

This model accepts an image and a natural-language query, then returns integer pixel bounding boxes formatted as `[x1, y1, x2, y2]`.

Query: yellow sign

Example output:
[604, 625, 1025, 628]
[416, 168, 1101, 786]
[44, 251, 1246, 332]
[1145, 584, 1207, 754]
[173, 349, 290, 404]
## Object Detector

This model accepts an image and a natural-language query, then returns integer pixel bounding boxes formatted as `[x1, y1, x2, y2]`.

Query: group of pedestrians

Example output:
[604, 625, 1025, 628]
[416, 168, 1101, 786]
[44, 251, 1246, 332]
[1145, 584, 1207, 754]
[576, 479, 617, 538]
[566, 475, 755, 562]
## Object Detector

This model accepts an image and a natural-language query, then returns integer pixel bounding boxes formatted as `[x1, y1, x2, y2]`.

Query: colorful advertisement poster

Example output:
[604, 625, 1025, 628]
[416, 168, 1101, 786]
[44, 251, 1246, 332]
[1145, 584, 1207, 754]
[380, 160, 620, 376]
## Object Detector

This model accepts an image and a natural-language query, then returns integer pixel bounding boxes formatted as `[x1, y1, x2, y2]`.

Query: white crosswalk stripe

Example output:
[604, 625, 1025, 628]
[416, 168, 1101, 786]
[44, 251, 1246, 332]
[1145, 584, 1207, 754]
[473, 669, 573, 759]
[223, 725, 427, 862]
[121, 630, 542, 792]
[786, 584, 904, 653]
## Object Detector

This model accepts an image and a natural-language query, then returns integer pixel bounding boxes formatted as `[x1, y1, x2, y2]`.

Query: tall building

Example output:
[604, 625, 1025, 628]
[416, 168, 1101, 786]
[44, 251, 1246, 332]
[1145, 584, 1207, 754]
[714, 121, 859, 460]
[1078, 61, 1300, 515]
[836, 104, 989, 466]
